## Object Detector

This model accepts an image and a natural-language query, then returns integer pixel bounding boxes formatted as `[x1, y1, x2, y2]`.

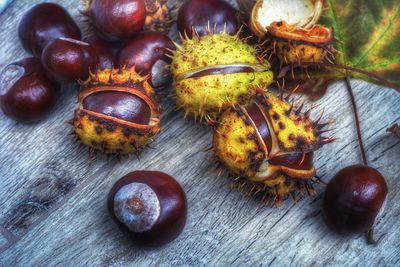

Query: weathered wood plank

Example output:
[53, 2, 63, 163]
[0, 0, 399, 266]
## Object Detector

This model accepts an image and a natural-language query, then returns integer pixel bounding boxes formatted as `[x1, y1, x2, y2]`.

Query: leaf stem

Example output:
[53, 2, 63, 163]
[278, 62, 400, 93]
[344, 75, 368, 166]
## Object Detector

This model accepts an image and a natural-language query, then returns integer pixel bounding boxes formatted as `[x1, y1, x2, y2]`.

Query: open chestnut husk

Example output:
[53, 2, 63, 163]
[18, 3, 81, 57]
[249, 0, 323, 38]
[177, 0, 239, 38]
[119, 31, 176, 87]
[266, 21, 334, 65]
[323, 165, 388, 240]
[72, 68, 161, 155]
[212, 92, 334, 205]
[0, 58, 58, 123]
[41, 38, 97, 84]
[108, 171, 187, 247]
[85, 0, 146, 41]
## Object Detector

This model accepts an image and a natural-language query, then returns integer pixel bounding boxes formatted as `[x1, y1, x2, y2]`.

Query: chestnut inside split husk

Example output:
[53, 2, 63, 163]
[72, 68, 161, 155]
[108, 171, 187, 247]
[212, 91, 334, 205]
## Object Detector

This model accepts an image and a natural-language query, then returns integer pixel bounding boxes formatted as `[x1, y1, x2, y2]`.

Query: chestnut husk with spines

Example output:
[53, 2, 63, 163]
[72, 67, 161, 156]
[212, 91, 334, 205]
[170, 29, 274, 122]
[265, 21, 335, 66]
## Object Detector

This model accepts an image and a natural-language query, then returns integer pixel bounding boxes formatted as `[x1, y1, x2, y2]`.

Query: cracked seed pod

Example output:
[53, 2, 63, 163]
[212, 91, 334, 205]
[170, 32, 274, 122]
[144, 0, 177, 33]
[266, 21, 334, 65]
[249, 0, 323, 38]
[72, 68, 161, 155]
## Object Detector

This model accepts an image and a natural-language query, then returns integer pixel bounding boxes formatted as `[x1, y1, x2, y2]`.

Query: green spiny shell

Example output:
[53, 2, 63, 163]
[171, 33, 274, 121]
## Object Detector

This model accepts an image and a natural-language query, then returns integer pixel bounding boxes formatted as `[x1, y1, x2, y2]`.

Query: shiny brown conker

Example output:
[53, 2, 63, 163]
[41, 38, 97, 84]
[18, 3, 81, 57]
[0, 58, 58, 123]
[88, 0, 146, 41]
[82, 91, 151, 125]
[119, 31, 176, 87]
[86, 36, 121, 70]
[177, 0, 239, 38]
[108, 171, 187, 247]
[323, 165, 388, 235]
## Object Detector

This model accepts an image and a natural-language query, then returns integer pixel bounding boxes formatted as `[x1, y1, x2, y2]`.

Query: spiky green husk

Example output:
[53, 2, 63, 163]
[171, 33, 273, 121]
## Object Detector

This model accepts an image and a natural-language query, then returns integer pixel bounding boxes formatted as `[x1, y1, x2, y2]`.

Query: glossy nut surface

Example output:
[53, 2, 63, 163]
[82, 91, 151, 125]
[18, 3, 81, 57]
[119, 31, 176, 87]
[108, 171, 187, 247]
[0, 58, 58, 123]
[323, 165, 388, 234]
[89, 0, 146, 41]
[41, 38, 97, 84]
[86, 36, 121, 69]
[177, 0, 238, 38]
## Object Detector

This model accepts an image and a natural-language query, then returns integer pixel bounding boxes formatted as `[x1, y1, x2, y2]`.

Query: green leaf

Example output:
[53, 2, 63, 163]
[320, 0, 400, 87]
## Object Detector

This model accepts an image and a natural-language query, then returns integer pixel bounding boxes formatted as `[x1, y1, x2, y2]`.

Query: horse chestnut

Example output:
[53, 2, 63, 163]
[18, 3, 81, 57]
[72, 68, 161, 155]
[108, 171, 187, 247]
[86, 36, 121, 70]
[323, 165, 388, 236]
[119, 31, 176, 87]
[177, 0, 239, 38]
[41, 38, 97, 84]
[86, 0, 146, 41]
[0, 58, 58, 123]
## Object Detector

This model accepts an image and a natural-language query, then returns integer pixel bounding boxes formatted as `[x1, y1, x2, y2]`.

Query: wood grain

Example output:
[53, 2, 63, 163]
[0, 0, 399, 266]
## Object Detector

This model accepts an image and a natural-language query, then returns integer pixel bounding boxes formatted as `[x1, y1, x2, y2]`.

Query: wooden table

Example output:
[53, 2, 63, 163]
[0, 1, 399, 266]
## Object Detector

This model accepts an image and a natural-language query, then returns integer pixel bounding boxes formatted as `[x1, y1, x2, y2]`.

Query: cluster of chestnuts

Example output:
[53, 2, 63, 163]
[0, 0, 390, 248]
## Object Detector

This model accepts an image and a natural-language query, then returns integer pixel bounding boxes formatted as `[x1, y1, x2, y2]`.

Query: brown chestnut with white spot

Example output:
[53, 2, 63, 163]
[108, 171, 187, 247]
